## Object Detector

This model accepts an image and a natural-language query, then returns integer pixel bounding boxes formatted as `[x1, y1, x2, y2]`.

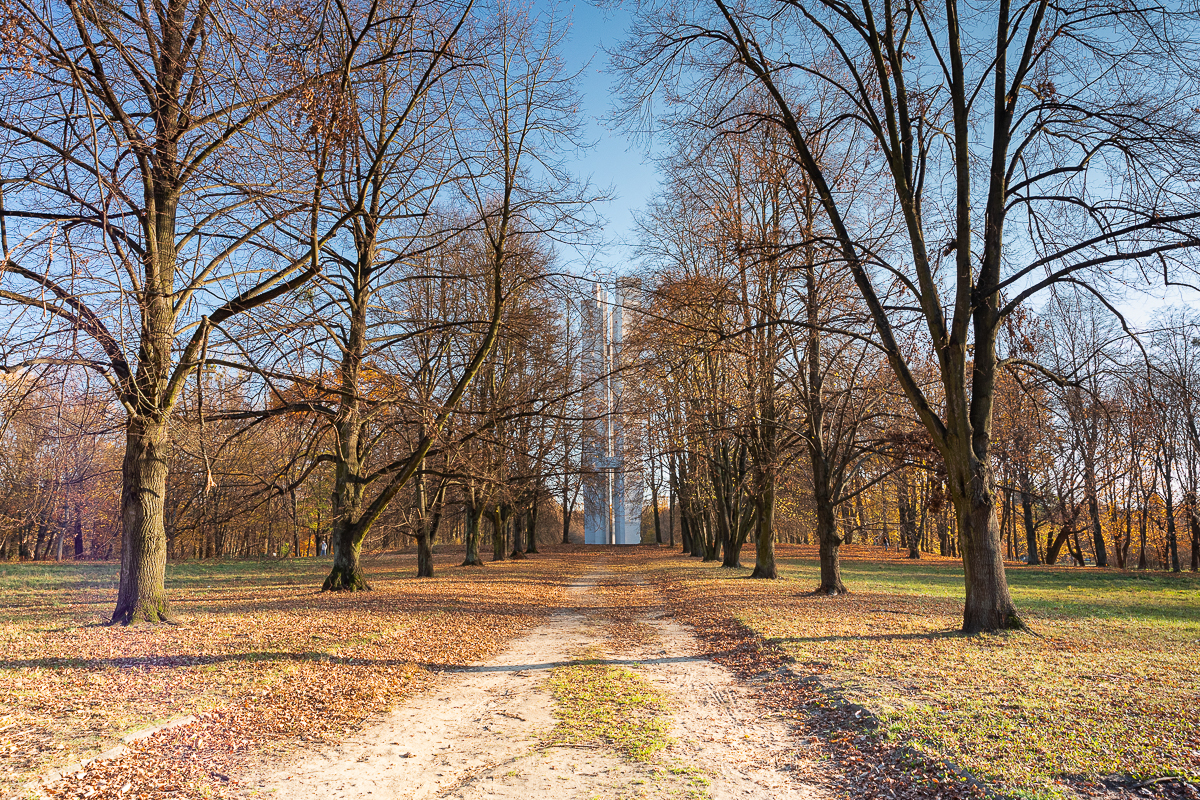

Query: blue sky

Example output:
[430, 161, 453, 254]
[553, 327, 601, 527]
[542, 1, 1197, 326]
[552, 1, 658, 276]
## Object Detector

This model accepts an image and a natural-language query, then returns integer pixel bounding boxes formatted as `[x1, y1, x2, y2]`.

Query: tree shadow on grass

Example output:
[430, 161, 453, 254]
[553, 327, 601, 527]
[763, 629, 967, 645]
[0, 648, 743, 674]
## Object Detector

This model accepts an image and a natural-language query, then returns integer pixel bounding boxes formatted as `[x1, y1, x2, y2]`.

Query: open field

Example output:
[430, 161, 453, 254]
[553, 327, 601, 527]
[641, 545, 1200, 799]
[0, 551, 586, 798]
[2, 546, 1198, 800]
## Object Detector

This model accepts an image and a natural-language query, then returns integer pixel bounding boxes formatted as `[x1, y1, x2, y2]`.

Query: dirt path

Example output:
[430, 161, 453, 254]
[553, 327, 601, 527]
[247, 567, 828, 800]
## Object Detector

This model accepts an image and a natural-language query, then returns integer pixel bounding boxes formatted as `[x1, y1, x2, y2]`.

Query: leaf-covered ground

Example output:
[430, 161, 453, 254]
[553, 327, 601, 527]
[0, 550, 591, 799]
[4, 546, 1198, 800]
[634, 545, 1200, 800]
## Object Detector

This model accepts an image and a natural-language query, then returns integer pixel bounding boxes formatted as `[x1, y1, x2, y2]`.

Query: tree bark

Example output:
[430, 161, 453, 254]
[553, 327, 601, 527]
[898, 476, 920, 559]
[463, 501, 485, 566]
[750, 476, 777, 579]
[324, 520, 370, 591]
[1021, 486, 1039, 565]
[510, 509, 527, 559]
[490, 507, 507, 562]
[814, 493, 845, 594]
[525, 501, 539, 554]
[1164, 463, 1181, 573]
[1084, 461, 1108, 567]
[953, 464, 1022, 633]
[323, 418, 370, 591]
[668, 485, 675, 548]
[73, 504, 84, 558]
[416, 531, 434, 577]
[112, 416, 173, 623]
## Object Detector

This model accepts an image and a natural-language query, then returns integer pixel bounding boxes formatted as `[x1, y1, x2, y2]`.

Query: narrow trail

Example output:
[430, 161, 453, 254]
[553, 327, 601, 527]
[248, 565, 827, 800]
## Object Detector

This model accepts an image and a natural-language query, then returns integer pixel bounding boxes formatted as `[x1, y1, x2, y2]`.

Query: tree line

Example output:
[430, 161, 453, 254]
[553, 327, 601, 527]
[3, 0, 1200, 636]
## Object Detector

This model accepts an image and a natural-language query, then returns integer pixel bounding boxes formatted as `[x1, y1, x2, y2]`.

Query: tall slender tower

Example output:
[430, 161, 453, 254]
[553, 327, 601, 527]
[581, 277, 644, 545]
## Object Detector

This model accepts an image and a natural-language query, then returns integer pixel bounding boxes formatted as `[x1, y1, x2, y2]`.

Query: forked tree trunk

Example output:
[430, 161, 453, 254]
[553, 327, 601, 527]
[112, 416, 172, 624]
[953, 465, 1022, 633]
[700, 516, 718, 561]
[750, 479, 777, 579]
[720, 525, 741, 567]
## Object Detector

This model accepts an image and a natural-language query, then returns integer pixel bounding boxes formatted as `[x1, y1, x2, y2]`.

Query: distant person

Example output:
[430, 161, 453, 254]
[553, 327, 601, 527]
[319, 539, 328, 556]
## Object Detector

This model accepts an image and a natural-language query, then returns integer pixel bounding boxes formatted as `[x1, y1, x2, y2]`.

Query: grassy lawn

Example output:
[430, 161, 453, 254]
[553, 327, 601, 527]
[544, 653, 673, 761]
[0, 550, 582, 797]
[647, 545, 1200, 799]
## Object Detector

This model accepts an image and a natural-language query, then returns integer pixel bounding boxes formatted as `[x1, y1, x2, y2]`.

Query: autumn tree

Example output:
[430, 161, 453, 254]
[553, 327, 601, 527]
[617, 0, 1200, 631]
[0, 0, 381, 621]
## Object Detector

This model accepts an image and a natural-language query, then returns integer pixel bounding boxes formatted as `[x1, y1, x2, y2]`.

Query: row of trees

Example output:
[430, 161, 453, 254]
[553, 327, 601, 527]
[613, 0, 1200, 631]
[0, 0, 596, 621]
[4, 0, 1200, 636]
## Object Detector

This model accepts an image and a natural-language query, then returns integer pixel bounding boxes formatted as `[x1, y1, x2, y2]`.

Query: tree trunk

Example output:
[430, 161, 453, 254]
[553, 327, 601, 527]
[651, 486, 662, 545]
[1191, 512, 1199, 572]
[73, 504, 84, 559]
[111, 416, 173, 624]
[953, 464, 1022, 633]
[750, 477, 777, 579]
[1165, 477, 1181, 573]
[322, 424, 370, 591]
[668, 486, 676, 548]
[898, 476, 920, 559]
[324, 516, 370, 590]
[33, 520, 47, 561]
[463, 502, 485, 566]
[1085, 464, 1108, 567]
[561, 482, 572, 545]
[1021, 487, 1039, 565]
[814, 496, 845, 594]
[510, 510, 527, 559]
[490, 508, 507, 562]
[416, 531, 434, 577]
[525, 501, 539, 554]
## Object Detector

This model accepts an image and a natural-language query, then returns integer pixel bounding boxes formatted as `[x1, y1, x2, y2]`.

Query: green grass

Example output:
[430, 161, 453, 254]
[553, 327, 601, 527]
[657, 547, 1200, 799]
[544, 653, 673, 761]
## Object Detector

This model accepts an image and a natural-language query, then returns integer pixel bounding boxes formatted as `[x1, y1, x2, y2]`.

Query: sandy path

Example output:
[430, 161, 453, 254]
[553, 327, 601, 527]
[247, 567, 827, 800]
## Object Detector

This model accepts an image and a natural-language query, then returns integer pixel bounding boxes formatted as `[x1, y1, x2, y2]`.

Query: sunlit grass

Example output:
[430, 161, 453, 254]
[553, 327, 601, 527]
[653, 547, 1200, 799]
[544, 652, 673, 761]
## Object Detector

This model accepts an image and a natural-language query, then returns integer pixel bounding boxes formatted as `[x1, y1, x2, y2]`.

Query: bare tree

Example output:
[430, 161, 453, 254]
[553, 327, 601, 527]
[617, 0, 1200, 631]
[0, 0, 373, 621]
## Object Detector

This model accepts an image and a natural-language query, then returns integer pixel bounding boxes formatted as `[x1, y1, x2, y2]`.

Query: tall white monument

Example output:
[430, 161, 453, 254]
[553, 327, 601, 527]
[581, 277, 644, 545]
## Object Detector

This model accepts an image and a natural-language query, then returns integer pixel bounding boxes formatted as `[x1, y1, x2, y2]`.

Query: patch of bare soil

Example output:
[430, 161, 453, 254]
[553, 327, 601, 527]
[245, 567, 828, 800]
